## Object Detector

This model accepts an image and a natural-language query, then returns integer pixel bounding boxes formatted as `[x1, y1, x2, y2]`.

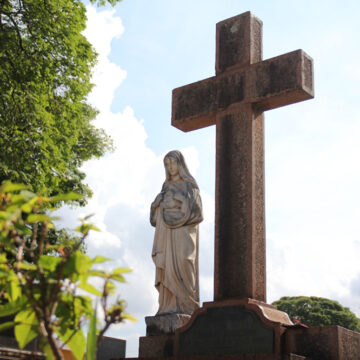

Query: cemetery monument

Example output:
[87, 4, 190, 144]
[129, 11, 360, 360]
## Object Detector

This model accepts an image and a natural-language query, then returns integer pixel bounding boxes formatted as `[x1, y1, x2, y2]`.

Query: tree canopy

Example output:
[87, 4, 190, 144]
[0, 0, 122, 203]
[272, 296, 360, 332]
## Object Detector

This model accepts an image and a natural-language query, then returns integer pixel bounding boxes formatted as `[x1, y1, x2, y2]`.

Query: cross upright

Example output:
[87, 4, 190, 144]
[171, 12, 314, 303]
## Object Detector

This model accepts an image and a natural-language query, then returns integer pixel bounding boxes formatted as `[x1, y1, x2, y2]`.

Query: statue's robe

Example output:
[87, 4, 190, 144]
[150, 180, 203, 315]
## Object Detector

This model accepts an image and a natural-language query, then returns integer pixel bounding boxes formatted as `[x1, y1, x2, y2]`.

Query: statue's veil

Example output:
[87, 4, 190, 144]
[164, 150, 198, 188]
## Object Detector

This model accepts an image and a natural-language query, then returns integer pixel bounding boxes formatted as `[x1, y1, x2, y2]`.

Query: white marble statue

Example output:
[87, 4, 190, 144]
[150, 150, 203, 315]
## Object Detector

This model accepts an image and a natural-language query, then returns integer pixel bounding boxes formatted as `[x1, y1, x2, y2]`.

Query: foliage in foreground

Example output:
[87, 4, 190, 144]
[0, 182, 135, 360]
[272, 296, 360, 331]
[0, 0, 125, 203]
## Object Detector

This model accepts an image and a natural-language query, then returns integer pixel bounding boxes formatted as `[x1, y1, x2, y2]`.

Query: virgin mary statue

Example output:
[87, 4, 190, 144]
[150, 150, 203, 315]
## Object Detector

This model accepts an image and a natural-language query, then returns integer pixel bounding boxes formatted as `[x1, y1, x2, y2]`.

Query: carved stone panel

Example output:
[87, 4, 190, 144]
[177, 306, 274, 356]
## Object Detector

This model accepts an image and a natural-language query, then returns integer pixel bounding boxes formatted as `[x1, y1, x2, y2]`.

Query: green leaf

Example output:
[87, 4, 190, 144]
[74, 296, 93, 318]
[38, 255, 62, 272]
[27, 214, 56, 223]
[64, 252, 92, 278]
[112, 267, 132, 274]
[1, 182, 30, 193]
[78, 282, 102, 297]
[74, 253, 92, 274]
[57, 329, 85, 360]
[42, 342, 55, 360]
[92, 256, 110, 264]
[86, 305, 97, 360]
[76, 224, 100, 234]
[14, 310, 38, 349]
[0, 321, 16, 333]
[9, 279, 21, 301]
[122, 313, 137, 322]
[21, 203, 32, 213]
[13, 223, 32, 236]
[88, 270, 108, 278]
[0, 253, 7, 263]
[110, 268, 131, 282]
[68, 330, 86, 360]
[110, 274, 126, 282]
[0, 297, 27, 317]
[49, 193, 83, 202]
[19, 262, 37, 271]
[19, 190, 37, 201]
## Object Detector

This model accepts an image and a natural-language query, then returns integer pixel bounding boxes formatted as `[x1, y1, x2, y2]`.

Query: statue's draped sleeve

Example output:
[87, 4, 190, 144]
[185, 182, 203, 226]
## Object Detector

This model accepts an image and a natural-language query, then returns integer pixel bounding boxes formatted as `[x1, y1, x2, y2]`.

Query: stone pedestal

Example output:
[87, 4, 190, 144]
[174, 299, 292, 358]
[139, 313, 191, 358]
[145, 313, 191, 336]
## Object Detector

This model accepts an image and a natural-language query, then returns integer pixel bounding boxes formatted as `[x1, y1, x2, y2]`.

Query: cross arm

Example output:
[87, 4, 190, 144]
[172, 76, 217, 132]
[249, 49, 314, 111]
[172, 50, 314, 132]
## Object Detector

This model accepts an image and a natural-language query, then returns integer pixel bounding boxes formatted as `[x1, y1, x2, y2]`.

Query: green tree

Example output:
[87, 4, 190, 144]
[0, 0, 122, 203]
[272, 296, 360, 331]
[0, 182, 134, 360]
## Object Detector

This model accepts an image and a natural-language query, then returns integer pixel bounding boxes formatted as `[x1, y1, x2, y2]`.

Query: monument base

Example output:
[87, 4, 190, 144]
[174, 299, 291, 357]
[139, 313, 191, 358]
[131, 299, 360, 360]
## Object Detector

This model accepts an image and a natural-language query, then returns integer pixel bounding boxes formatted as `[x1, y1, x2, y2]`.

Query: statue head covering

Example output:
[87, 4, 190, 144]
[163, 150, 198, 188]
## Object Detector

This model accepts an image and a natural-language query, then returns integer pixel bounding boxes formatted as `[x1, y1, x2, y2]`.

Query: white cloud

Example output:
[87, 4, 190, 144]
[83, 5, 127, 113]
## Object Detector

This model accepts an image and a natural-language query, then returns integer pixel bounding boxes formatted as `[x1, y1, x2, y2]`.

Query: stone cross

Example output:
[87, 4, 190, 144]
[171, 12, 313, 303]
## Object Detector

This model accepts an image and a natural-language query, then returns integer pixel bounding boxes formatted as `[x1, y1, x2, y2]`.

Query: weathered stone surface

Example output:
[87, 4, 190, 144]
[173, 299, 291, 358]
[216, 12, 262, 73]
[215, 105, 265, 301]
[172, 50, 313, 133]
[177, 306, 273, 356]
[145, 313, 191, 336]
[172, 77, 217, 130]
[249, 50, 314, 111]
[97, 336, 126, 360]
[285, 325, 360, 360]
[217, 70, 246, 109]
[135, 299, 295, 359]
[171, 10, 314, 304]
[138, 335, 174, 358]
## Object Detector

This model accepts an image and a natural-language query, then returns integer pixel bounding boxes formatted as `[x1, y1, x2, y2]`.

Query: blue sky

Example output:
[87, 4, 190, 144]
[59, 0, 360, 356]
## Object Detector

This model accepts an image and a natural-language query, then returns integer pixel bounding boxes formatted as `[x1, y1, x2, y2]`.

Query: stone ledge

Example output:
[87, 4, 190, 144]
[285, 325, 360, 360]
[123, 354, 307, 360]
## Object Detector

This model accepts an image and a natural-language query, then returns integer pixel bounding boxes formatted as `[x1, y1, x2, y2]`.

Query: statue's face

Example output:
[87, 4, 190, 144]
[164, 156, 179, 178]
